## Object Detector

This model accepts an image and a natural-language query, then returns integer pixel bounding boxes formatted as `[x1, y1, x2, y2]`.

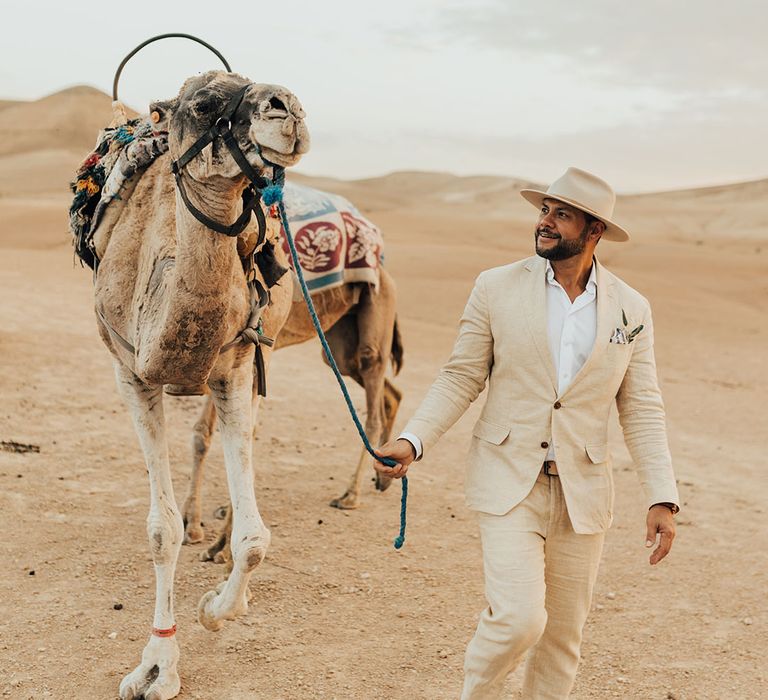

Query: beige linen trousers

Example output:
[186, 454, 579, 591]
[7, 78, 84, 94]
[402, 255, 679, 698]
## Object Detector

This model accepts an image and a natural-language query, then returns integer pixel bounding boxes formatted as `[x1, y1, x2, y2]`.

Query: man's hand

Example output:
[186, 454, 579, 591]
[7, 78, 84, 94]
[645, 505, 676, 565]
[374, 439, 416, 479]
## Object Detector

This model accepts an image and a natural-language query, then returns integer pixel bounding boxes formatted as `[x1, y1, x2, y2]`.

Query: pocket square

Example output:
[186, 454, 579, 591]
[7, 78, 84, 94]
[610, 310, 644, 344]
[610, 328, 629, 344]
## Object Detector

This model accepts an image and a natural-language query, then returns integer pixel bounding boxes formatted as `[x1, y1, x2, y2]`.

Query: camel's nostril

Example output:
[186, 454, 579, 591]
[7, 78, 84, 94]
[269, 96, 287, 111]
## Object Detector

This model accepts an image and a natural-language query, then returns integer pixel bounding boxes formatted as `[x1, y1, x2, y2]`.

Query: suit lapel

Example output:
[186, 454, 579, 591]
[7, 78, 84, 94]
[559, 258, 617, 399]
[522, 257, 558, 393]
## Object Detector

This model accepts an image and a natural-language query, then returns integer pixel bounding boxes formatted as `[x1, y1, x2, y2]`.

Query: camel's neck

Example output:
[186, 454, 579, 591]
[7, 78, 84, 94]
[172, 179, 243, 297]
[135, 176, 251, 386]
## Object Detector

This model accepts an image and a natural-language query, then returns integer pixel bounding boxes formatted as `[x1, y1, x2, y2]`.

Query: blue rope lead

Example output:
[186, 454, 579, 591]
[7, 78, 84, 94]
[262, 184, 408, 549]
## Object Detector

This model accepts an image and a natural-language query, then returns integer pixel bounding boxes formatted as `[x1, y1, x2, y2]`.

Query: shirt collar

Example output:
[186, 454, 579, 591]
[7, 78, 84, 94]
[545, 259, 598, 293]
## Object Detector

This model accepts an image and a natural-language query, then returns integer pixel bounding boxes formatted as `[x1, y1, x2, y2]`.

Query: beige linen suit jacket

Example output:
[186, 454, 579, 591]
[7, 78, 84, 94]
[403, 255, 679, 534]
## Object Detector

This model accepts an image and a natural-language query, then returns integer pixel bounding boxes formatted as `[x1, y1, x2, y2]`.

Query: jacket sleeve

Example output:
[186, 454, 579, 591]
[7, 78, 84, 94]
[615, 304, 680, 510]
[402, 273, 494, 457]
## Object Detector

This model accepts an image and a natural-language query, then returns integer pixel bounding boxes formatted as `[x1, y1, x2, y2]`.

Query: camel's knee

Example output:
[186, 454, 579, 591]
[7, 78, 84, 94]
[232, 528, 271, 573]
[192, 422, 214, 458]
[192, 434, 209, 460]
[386, 382, 403, 405]
[147, 511, 183, 565]
[358, 345, 383, 375]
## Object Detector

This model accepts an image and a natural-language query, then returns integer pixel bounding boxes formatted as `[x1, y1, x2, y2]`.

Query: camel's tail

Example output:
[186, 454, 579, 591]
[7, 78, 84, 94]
[391, 315, 404, 376]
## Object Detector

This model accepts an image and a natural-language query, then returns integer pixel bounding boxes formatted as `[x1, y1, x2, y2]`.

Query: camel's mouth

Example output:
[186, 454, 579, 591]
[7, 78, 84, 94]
[246, 85, 310, 169]
[257, 145, 304, 168]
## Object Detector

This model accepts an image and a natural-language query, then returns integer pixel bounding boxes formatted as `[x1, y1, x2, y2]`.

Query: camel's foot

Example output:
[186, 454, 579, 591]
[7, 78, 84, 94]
[183, 521, 204, 545]
[375, 473, 394, 492]
[182, 508, 204, 545]
[197, 532, 269, 632]
[197, 580, 247, 632]
[330, 490, 360, 510]
[181, 492, 208, 545]
[119, 636, 180, 700]
[199, 531, 231, 566]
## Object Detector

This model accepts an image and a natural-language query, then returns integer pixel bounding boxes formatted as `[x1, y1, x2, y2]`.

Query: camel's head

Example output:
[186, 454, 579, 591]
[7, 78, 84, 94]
[151, 71, 310, 183]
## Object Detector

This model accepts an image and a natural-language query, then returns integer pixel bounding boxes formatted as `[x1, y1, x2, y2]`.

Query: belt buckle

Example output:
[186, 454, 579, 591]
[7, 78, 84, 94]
[542, 461, 555, 476]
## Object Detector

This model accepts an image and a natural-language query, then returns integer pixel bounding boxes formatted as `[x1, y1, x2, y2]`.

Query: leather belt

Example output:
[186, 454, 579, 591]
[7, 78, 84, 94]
[542, 460, 559, 476]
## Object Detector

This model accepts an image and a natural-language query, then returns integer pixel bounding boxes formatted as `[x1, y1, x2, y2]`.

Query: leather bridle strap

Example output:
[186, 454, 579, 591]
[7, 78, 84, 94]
[170, 83, 273, 239]
[173, 169, 261, 237]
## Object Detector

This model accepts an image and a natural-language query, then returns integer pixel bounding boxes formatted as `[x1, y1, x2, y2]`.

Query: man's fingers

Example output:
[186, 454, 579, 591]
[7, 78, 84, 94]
[374, 439, 415, 464]
[374, 444, 396, 459]
[373, 461, 408, 479]
[650, 529, 675, 565]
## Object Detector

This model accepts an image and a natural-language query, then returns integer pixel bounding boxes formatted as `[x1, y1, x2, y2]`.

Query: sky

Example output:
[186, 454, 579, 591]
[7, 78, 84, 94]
[1, 0, 766, 192]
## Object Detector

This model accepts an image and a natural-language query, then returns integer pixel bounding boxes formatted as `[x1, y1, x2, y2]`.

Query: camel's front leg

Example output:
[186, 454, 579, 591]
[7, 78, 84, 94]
[183, 371, 263, 546]
[199, 360, 270, 566]
[113, 364, 183, 700]
[198, 360, 269, 631]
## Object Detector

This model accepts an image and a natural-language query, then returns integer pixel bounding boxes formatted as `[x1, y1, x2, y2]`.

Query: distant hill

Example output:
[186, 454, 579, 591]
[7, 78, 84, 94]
[0, 85, 137, 159]
[292, 170, 542, 214]
[0, 85, 766, 243]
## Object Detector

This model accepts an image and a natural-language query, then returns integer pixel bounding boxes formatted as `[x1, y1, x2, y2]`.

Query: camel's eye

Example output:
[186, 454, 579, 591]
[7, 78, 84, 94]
[193, 94, 222, 116]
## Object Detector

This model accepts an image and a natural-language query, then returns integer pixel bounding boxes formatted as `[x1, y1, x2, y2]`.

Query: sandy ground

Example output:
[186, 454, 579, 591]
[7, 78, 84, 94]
[0, 88, 767, 699]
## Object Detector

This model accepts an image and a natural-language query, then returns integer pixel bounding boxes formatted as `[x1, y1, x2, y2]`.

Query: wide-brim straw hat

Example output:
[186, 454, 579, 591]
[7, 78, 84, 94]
[520, 167, 630, 242]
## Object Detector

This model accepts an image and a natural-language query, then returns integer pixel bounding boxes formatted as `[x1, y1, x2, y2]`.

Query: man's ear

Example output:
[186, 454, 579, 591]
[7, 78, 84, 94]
[148, 97, 178, 131]
[591, 219, 606, 241]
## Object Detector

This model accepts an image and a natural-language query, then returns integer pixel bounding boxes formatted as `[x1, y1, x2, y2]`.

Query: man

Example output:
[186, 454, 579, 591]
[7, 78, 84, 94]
[375, 167, 679, 699]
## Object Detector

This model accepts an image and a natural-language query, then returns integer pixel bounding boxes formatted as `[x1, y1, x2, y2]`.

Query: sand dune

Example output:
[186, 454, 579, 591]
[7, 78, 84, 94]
[0, 85, 136, 158]
[0, 85, 766, 699]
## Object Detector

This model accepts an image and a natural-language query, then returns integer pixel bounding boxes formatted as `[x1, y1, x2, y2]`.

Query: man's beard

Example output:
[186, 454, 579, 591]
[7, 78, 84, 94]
[535, 225, 589, 261]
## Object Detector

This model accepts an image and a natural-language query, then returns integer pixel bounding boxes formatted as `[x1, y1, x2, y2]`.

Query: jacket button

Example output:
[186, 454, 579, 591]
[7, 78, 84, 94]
[541, 441, 549, 449]
[554, 401, 562, 409]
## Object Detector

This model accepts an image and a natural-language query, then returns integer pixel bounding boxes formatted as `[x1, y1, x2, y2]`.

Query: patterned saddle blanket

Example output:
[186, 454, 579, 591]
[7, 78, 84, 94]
[69, 116, 383, 295]
[279, 182, 382, 294]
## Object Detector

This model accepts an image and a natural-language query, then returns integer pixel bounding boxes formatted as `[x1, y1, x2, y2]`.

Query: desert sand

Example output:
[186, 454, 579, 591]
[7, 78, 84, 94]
[0, 87, 766, 699]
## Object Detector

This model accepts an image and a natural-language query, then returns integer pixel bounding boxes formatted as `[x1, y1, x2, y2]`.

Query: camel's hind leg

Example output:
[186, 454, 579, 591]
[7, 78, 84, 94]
[329, 280, 397, 509]
[181, 397, 217, 544]
[332, 376, 402, 507]
[113, 363, 183, 700]
[197, 358, 270, 632]
[373, 377, 403, 494]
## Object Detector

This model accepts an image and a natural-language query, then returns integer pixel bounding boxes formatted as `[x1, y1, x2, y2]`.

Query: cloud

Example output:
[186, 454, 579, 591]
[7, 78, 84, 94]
[396, 0, 768, 95]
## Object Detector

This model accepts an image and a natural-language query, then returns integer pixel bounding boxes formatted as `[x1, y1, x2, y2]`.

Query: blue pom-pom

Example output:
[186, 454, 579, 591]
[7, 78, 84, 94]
[262, 184, 283, 206]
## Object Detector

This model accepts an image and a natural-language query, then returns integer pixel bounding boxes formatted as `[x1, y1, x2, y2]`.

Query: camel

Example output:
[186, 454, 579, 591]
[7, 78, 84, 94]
[91, 70, 308, 700]
[180, 246, 405, 553]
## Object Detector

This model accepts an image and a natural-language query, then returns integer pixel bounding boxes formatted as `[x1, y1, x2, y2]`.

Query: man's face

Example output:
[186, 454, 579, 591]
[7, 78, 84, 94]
[534, 198, 593, 261]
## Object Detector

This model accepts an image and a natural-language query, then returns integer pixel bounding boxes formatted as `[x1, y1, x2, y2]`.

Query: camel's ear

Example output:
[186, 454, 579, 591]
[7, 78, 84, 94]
[148, 97, 178, 131]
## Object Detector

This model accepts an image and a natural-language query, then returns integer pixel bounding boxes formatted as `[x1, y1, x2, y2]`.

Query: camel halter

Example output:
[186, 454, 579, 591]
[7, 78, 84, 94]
[170, 83, 282, 242]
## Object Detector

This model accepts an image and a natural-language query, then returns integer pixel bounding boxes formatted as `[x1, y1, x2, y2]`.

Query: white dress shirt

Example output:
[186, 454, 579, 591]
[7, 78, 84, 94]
[400, 261, 598, 462]
[543, 260, 597, 460]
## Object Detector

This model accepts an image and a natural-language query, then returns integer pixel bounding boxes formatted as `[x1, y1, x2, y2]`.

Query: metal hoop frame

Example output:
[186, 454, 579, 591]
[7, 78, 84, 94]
[112, 33, 232, 102]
